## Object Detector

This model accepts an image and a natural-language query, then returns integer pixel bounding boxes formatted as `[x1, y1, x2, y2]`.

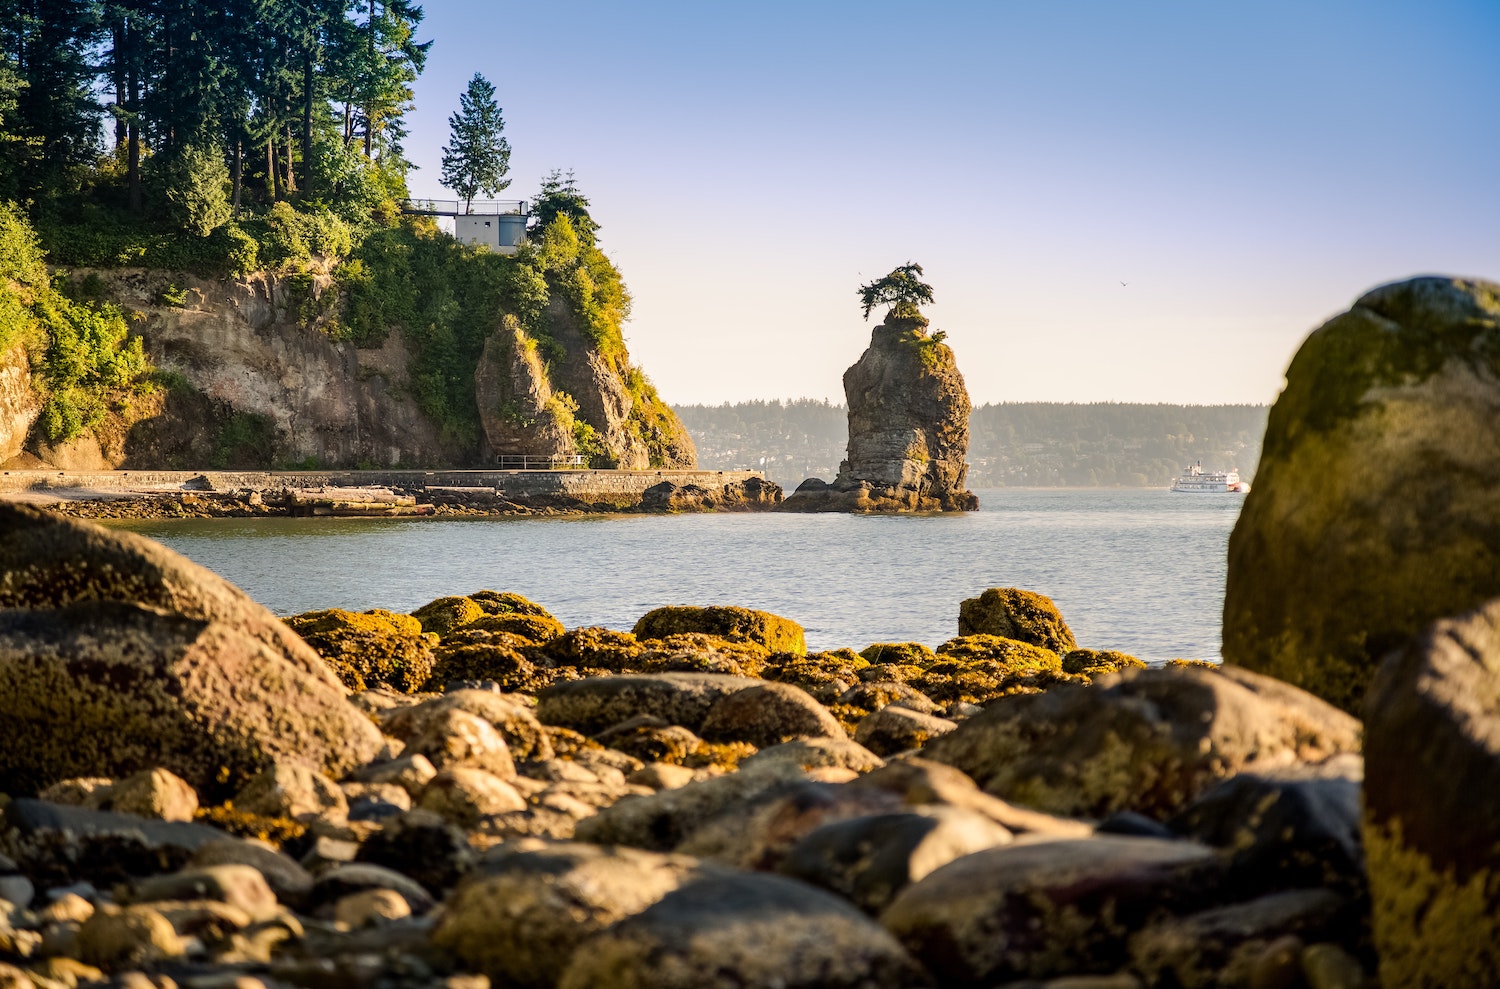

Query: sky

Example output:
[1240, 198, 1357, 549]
[401, 1, 1500, 408]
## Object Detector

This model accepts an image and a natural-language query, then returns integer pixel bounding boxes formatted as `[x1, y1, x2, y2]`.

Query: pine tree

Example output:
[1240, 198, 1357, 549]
[439, 73, 509, 213]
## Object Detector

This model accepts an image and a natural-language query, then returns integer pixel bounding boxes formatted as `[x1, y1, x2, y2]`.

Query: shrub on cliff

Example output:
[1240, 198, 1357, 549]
[0, 201, 156, 444]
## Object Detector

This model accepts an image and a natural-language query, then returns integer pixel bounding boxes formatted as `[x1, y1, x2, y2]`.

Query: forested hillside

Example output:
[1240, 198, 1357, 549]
[675, 401, 1269, 488]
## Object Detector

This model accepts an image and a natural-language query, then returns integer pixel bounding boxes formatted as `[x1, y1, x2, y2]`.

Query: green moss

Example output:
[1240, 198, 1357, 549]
[958, 588, 1078, 653]
[411, 595, 486, 635]
[283, 608, 435, 692]
[467, 612, 565, 643]
[469, 590, 556, 619]
[1365, 817, 1500, 988]
[1062, 649, 1147, 677]
[633, 606, 806, 656]
[860, 642, 938, 668]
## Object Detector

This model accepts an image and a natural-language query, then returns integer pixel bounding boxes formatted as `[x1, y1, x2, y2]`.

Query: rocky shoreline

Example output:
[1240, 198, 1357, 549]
[3, 476, 787, 522]
[0, 501, 1456, 989]
[3, 275, 1500, 989]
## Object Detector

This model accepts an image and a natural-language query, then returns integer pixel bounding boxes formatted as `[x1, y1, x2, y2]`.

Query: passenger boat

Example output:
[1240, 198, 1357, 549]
[1170, 461, 1250, 493]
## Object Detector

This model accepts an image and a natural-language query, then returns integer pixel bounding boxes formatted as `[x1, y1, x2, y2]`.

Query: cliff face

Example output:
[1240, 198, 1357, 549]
[0, 265, 698, 471]
[784, 310, 976, 512]
[473, 296, 696, 469]
[18, 268, 468, 469]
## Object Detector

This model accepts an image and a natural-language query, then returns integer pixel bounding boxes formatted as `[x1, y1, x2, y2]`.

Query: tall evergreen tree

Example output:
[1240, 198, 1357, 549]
[0, 0, 101, 199]
[439, 73, 510, 213]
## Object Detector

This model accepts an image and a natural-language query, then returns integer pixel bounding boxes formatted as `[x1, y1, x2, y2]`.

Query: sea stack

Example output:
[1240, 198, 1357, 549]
[785, 263, 977, 513]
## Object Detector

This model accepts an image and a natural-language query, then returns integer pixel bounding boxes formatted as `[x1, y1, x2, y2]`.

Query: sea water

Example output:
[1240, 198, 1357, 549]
[114, 488, 1243, 661]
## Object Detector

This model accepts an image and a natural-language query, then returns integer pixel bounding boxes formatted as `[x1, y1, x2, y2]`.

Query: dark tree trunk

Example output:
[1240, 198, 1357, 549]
[301, 52, 314, 196]
[231, 137, 242, 214]
[284, 124, 296, 193]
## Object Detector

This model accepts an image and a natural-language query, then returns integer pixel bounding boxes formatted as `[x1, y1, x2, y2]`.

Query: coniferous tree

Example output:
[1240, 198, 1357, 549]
[439, 73, 510, 213]
[0, 0, 101, 199]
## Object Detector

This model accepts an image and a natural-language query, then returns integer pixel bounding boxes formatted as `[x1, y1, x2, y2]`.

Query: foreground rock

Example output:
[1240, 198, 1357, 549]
[559, 871, 928, 988]
[783, 301, 976, 513]
[431, 842, 706, 988]
[881, 836, 1219, 985]
[922, 665, 1361, 818]
[1222, 276, 1500, 713]
[1363, 598, 1500, 988]
[0, 506, 382, 797]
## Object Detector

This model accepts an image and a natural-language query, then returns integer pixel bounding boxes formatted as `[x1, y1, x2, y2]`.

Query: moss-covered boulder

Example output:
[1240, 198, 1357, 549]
[1363, 598, 1500, 988]
[935, 634, 1061, 672]
[466, 612, 565, 643]
[922, 665, 1360, 819]
[410, 595, 485, 635]
[859, 642, 938, 668]
[638, 634, 771, 679]
[1222, 276, 1500, 713]
[763, 650, 869, 704]
[1062, 648, 1148, 678]
[0, 505, 382, 797]
[633, 606, 806, 656]
[957, 588, 1077, 653]
[537, 627, 645, 671]
[283, 608, 435, 693]
[470, 590, 555, 618]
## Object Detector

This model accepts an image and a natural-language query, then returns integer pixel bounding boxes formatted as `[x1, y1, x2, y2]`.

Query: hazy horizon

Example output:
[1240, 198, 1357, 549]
[401, 1, 1500, 408]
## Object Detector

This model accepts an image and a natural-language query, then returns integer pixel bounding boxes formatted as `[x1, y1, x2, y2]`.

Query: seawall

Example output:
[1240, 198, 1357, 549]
[0, 468, 766, 508]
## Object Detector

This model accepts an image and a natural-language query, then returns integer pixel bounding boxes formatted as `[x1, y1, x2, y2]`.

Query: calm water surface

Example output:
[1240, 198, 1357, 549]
[115, 488, 1244, 661]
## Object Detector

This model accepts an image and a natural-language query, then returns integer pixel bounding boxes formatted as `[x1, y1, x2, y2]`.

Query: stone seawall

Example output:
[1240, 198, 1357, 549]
[0, 468, 767, 509]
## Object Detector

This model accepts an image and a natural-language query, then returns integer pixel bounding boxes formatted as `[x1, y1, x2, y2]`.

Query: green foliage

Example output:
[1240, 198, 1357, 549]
[524, 213, 630, 361]
[529, 169, 599, 245]
[31, 290, 151, 442]
[440, 73, 511, 211]
[334, 221, 552, 443]
[257, 202, 354, 271]
[0, 202, 154, 443]
[858, 261, 935, 320]
[159, 145, 231, 238]
[0, 200, 48, 288]
[158, 283, 188, 307]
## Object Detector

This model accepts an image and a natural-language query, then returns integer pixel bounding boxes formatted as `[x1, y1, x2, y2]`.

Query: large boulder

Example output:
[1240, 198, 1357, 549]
[783, 309, 976, 513]
[430, 842, 706, 989]
[535, 672, 758, 735]
[558, 872, 927, 989]
[957, 587, 1078, 652]
[881, 835, 1220, 986]
[283, 608, 435, 693]
[1363, 598, 1500, 988]
[633, 605, 806, 655]
[1222, 277, 1500, 713]
[921, 665, 1360, 819]
[0, 505, 382, 797]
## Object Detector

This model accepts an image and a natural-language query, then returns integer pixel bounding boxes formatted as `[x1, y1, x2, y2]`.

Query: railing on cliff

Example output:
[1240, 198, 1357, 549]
[495, 455, 587, 470]
[400, 199, 528, 217]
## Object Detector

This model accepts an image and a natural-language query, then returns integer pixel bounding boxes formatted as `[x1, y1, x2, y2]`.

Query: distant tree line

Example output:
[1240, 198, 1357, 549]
[674, 400, 1269, 489]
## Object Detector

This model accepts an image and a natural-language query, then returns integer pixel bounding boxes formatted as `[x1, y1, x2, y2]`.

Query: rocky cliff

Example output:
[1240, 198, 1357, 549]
[474, 298, 695, 470]
[785, 310, 976, 512]
[0, 264, 697, 471]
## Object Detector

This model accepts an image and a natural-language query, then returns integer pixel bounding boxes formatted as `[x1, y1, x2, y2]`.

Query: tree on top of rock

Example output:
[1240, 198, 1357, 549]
[858, 262, 935, 321]
[440, 73, 511, 213]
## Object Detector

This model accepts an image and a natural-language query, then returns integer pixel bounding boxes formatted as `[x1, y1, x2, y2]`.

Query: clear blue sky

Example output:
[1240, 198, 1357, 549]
[402, 1, 1500, 407]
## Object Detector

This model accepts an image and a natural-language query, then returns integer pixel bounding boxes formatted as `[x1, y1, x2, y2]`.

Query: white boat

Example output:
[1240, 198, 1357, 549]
[1171, 461, 1250, 493]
